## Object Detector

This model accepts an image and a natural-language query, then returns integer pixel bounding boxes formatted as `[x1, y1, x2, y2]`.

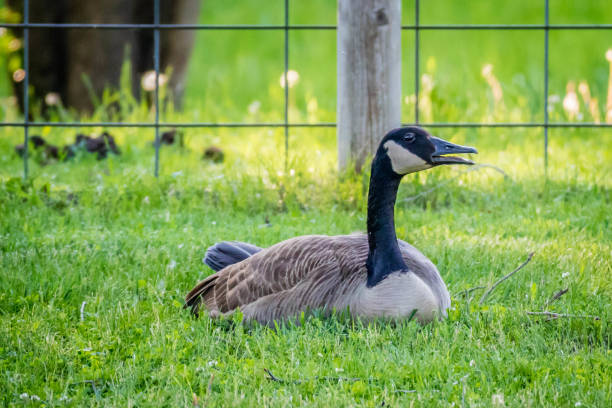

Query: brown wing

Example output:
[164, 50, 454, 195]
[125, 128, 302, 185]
[184, 234, 370, 317]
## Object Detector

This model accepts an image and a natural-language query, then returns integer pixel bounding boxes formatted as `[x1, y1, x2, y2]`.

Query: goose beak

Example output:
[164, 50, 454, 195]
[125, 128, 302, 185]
[430, 136, 478, 165]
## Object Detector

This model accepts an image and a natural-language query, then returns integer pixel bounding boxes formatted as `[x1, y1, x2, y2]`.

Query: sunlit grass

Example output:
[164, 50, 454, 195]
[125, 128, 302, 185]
[1, 120, 610, 405]
[0, 1, 611, 406]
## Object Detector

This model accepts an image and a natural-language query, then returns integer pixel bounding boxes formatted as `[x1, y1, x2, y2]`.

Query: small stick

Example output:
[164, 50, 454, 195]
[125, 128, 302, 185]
[404, 164, 511, 203]
[318, 376, 363, 382]
[545, 288, 568, 306]
[455, 286, 486, 298]
[264, 368, 287, 383]
[80, 301, 87, 322]
[479, 252, 534, 306]
[264, 368, 365, 385]
[460, 374, 469, 408]
[69, 380, 100, 399]
[193, 393, 200, 408]
[207, 373, 214, 395]
[526, 311, 601, 321]
[201, 373, 214, 407]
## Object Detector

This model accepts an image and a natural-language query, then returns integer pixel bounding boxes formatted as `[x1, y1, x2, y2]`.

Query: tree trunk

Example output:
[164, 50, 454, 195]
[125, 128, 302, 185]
[337, 0, 401, 172]
[7, 0, 200, 113]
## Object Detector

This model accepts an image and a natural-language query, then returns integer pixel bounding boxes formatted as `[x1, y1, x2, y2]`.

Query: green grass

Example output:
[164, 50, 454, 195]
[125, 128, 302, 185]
[0, 128, 610, 406]
[1, 1, 612, 406]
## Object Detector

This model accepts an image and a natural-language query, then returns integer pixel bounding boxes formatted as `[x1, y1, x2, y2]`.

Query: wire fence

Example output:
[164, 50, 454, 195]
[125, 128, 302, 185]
[1, 0, 611, 179]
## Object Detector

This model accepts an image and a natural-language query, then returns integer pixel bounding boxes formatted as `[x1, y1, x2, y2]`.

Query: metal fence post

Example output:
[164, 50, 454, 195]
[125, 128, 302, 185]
[154, 0, 161, 178]
[544, 0, 550, 175]
[414, 0, 420, 124]
[284, 0, 289, 171]
[0, 7, 609, 179]
[22, 0, 29, 179]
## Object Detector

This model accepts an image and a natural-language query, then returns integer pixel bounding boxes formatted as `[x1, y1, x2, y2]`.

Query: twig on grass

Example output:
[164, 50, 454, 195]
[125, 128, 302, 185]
[264, 368, 287, 383]
[455, 286, 486, 298]
[479, 252, 534, 306]
[526, 311, 601, 321]
[404, 163, 511, 203]
[69, 380, 101, 399]
[460, 374, 469, 408]
[192, 393, 200, 408]
[197, 373, 214, 407]
[207, 373, 214, 395]
[545, 288, 568, 306]
[264, 368, 365, 385]
[80, 301, 87, 322]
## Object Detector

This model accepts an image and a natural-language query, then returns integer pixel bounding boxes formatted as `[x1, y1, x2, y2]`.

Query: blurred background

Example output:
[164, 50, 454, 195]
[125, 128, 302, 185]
[0, 0, 610, 185]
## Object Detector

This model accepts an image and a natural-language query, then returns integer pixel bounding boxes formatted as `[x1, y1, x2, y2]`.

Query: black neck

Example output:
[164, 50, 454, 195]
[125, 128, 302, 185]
[365, 154, 407, 287]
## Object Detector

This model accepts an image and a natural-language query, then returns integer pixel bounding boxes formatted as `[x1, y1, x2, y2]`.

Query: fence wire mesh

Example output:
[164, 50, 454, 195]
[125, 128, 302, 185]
[1, 0, 611, 179]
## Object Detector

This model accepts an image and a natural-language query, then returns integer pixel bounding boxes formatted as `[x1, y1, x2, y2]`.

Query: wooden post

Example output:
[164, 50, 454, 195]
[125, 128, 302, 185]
[338, 0, 402, 171]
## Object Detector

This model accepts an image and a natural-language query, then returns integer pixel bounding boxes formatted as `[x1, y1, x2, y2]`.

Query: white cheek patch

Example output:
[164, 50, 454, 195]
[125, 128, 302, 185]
[383, 140, 431, 175]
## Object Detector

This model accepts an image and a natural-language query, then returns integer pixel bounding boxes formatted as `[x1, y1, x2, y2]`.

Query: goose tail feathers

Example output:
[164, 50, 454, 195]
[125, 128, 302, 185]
[203, 241, 263, 272]
[184, 274, 218, 316]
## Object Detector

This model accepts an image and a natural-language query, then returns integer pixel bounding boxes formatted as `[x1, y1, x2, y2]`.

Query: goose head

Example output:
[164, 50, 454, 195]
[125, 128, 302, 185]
[378, 127, 477, 175]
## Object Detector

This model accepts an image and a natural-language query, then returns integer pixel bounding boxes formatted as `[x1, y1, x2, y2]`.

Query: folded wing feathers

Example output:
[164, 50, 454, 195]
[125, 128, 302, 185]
[203, 241, 263, 272]
[185, 235, 363, 318]
[184, 234, 447, 323]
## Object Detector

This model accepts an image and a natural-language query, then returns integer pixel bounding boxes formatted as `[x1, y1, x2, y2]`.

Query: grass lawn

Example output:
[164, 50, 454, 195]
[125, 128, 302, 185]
[0, 127, 610, 406]
[1, 0, 612, 406]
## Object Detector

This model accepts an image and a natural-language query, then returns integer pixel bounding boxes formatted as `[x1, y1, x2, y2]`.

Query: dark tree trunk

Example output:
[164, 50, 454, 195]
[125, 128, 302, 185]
[6, 0, 200, 113]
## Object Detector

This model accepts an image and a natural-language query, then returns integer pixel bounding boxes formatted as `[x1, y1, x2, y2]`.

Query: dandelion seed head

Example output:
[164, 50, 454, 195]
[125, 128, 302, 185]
[482, 64, 494, 77]
[141, 70, 168, 92]
[8, 38, 21, 51]
[280, 70, 300, 88]
[421, 74, 434, 92]
[45, 92, 61, 106]
[12, 68, 25, 83]
[248, 100, 261, 115]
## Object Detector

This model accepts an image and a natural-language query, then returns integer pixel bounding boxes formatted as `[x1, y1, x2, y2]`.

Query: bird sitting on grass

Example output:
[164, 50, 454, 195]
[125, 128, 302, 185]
[185, 127, 477, 326]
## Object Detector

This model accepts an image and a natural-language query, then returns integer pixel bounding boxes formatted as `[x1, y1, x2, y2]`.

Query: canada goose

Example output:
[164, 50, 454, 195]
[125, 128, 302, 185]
[185, 127, 477, 325]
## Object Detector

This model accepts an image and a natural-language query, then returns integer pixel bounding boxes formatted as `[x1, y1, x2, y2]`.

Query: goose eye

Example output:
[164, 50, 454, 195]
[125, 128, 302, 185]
[403, 133, 415, 143]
